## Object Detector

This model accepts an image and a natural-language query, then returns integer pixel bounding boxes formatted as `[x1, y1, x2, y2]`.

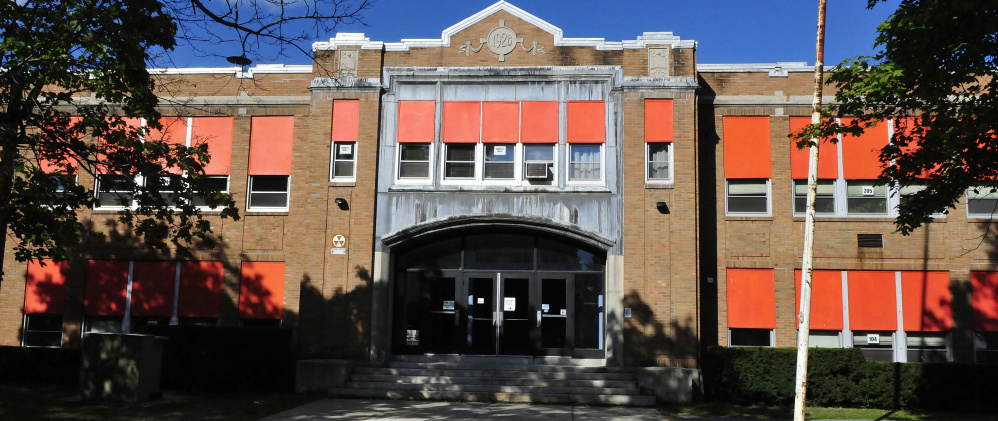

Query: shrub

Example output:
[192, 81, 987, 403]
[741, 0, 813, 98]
[0, 346, 80, 386]
[704, 347, 998, 410]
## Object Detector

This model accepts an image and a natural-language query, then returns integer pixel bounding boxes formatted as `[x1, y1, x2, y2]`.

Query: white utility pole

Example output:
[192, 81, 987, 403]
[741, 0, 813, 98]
[794, 1, 827, 420]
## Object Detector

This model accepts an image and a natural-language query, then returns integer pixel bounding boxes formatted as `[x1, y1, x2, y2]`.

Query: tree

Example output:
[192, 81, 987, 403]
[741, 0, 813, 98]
[795, 0, 998, 234]
[0, 0, 371, 277]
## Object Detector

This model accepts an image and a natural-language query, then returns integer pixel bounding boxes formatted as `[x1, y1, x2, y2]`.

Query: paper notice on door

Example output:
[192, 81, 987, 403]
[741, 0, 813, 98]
[442, 300, 455, 310]
[477, 297, 485, 304]
[560, 309, 567, 316]
[504, 297, 516, 311]
[542, 304, 550, 313]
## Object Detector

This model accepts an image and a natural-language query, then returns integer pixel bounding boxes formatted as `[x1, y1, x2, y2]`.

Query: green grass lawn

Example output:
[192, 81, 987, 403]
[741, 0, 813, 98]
[0, 384, 321, 421]
[659, 402, 998, 420]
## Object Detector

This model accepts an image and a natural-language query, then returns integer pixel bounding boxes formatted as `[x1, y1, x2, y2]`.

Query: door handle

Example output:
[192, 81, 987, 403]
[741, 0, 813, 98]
[537, 310, 542, 327]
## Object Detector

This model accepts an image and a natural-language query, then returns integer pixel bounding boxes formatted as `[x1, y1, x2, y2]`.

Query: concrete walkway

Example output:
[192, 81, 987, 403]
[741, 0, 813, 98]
[259, 398, 671, 420]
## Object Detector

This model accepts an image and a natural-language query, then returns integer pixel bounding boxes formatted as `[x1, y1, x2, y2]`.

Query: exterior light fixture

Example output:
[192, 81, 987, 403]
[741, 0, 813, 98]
[335, 198, 349, 210]
[656, 201, 670, 214]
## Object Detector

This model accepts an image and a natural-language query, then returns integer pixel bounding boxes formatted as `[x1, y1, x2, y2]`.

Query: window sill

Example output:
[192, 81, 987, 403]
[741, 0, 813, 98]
[329, 181, 357, 187]
[725, 215, 773, 221]
[244, 210, 290, 216]
[645, 182, 675, 189]
[388, 185, 612, 193]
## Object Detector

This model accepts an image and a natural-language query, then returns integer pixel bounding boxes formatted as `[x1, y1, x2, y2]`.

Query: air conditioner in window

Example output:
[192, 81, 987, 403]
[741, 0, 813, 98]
[524, 162, 551, 179]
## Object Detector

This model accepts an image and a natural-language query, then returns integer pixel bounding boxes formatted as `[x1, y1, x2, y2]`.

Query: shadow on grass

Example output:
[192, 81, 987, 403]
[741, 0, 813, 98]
[0, 384, 320, 421]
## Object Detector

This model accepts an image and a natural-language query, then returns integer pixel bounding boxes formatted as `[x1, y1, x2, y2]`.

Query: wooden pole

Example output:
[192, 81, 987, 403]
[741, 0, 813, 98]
[794, 1, 827, 420]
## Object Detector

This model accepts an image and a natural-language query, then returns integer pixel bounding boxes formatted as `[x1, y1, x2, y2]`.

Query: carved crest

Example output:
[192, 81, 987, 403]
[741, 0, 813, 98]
[458, 19, 545, 62]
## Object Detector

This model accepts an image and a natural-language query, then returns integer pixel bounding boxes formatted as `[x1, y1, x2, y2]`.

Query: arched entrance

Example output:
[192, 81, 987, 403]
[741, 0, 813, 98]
[390, 230, 606, 358]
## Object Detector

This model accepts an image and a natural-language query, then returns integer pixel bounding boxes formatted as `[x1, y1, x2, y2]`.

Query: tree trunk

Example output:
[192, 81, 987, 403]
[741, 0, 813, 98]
[794, 1, 827, 421]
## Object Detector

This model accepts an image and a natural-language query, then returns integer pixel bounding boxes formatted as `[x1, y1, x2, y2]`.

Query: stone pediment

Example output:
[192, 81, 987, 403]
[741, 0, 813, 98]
[313, 1, 694, 52]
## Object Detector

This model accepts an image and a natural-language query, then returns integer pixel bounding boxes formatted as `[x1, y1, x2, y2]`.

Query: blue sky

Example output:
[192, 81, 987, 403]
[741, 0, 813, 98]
[169, 0, 901, 67]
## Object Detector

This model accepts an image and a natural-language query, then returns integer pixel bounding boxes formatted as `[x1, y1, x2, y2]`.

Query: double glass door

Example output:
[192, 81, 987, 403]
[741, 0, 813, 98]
[400, 270, 602, 357]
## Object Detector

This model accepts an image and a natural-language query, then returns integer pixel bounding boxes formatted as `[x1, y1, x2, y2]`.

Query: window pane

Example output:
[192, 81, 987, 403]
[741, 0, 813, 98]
[846, 182, 887, 197]
[570, 144, 600, 163]
[249, 192, 288, 208]
[400, 144, 430, 161]
[465, 234, 534, 270]
[537, 238, 605, 272]
[728, 181, 767, 195]
[191, 176, 228, 207]
[445, 163, 475, 178]
[399, 162, 429, 178]
[483, 163, 514, 179]
[525, 144, 554, 161]
[334, 142, 355, 159]
[969, 198, 998, 215]
[485, 144, 514, 162]
[648, 143, 669, 161]
[795, 197, 835, 213]
[648, 161, 670, 179]
[26, 314, 63, 331]
[808, 331, 841, 348]
[251, 176, 289, 192]
[730, 328, 772, 346]
[899, 184, 926, 196]
[728, 196, 768, 213]
[333, 161, 355, 178]
[848, 197, 888, 214]
[570, 163, 600, 180]
[968, 186, 998, 199]
[446, 144, 475, 161]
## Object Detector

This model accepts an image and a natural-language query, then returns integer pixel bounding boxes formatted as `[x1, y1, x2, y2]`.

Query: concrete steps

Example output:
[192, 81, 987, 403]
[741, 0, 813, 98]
[327, 358, 656, 407]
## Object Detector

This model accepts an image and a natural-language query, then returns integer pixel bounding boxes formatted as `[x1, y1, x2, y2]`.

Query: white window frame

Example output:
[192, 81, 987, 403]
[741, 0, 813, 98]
[522, 143, 558, 186]
[905, 331, 951, 362]
[966, 186, 998, 218]
[725, 179, 771, 216]
[440, 143, 479, 184]
[191, 175, 231, 209]
[395, 143, 434, 184]
[566, 143, 605, 185]
[482, 143, 519, 184]
[792, 179, 837, 215]
[727, 328, 774, 347]
[645, 142, 673, 183]
[330, 141, 357, 181]
[95, 174, 139, 209]
[246, 175, 291, 211]
[22, 314, 64, 348]
[845, 180, 889, 215]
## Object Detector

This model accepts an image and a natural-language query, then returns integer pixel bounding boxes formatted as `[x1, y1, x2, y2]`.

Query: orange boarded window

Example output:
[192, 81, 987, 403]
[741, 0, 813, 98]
[795, 270, 844, 330]
[841, 118, 888, 180]
[83, 260, 130, 316]
[96, 118, 143, 174]
[971, 271, 998, 331]
[248, 116, 294, 175]
[521, 101, 558, 143]
[331, 100, 360, 142]
[847, 271, 897, 331]
[24, 260, 69, 315]
[38, 117, 81, 173]
[177, 261, 224, 318]
[901, 271, 952, 331]
[442, 102, 481, 143]
[790, 117, 839, 179]
[239, 261, 285, 319]
[726, 268, 776, 329]
[482, 102, 519, 143]
[723, 117, 771, 178]
[566, 101, 605, 143]
[191, 117, 234, 175]
[397, 101, 436, 143]
[895, 117, 935, 178]
[130, 261, 176, 317]
[148, 117, 190, 175]
[645, 99, 674, 143]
